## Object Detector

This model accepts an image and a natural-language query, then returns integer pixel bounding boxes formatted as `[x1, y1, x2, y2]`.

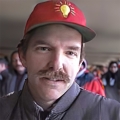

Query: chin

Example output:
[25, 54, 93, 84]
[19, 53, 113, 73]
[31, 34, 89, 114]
[43, 89, 66, 101]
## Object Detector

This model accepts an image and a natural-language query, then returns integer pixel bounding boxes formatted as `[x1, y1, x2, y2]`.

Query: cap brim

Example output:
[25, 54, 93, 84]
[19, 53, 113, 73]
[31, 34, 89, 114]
[27, 21, 96, 43]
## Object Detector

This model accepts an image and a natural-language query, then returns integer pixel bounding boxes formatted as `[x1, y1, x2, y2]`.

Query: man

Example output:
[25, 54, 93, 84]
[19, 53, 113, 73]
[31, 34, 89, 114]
[0, 57, 11, 97]
[0, 0, 120, 120]
[102, 61, 120, 102]
[76, 59, 105, 96]
[8, 50, 27, 93]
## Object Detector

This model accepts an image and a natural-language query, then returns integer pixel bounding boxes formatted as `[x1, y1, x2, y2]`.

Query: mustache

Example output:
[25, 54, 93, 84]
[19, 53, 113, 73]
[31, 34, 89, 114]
[37, 69, 70, 83]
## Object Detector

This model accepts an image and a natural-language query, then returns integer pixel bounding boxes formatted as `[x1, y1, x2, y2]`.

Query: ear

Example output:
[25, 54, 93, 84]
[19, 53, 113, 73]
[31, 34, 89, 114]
[78, 59, 83, 70]
[18, 49, 27, 68]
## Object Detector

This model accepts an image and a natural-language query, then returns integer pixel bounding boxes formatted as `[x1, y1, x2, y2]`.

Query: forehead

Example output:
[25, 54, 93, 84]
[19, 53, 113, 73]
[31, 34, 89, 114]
[28, 24, 82, 45]
[12, 53, 19, 59]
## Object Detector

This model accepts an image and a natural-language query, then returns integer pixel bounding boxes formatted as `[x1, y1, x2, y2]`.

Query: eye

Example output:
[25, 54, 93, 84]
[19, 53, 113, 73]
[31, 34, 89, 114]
[36, 46, 51, 51]
[66, 51, 77, 57]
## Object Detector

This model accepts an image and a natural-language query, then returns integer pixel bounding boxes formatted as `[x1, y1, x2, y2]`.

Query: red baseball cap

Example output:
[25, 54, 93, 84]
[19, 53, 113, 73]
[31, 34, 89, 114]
[24, 0, 96, 43]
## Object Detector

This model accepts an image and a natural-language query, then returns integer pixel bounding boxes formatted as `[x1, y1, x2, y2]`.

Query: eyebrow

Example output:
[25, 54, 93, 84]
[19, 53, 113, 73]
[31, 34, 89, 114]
[32, 40, 81, 50]
[32, 40, 51, 46]
[67, 46, 81, 51]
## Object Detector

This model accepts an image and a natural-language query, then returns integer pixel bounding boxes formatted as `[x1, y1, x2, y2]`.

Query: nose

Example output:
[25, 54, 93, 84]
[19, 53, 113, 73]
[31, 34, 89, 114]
[48, 51, 64, 71]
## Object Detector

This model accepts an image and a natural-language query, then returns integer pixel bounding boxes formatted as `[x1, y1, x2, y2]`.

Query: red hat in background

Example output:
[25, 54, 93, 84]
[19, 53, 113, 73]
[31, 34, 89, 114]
[24, 0, 96, 43]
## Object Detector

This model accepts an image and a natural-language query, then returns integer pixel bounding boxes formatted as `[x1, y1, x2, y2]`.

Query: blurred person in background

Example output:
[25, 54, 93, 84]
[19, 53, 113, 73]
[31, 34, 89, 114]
[8, 50, 27, 93]
[101, 65, 108, 79]
[0, 57, 11, 97]
[92, 67, 102, 78]
[102, 61, 120, 102]
[102, 65, 108, 74]
[76, 59, 105, 96]
[76, 59, 94, 86]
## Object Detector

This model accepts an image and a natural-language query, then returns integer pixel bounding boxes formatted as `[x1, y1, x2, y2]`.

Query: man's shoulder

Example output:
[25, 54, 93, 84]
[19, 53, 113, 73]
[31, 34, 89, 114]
[0, 91, 21, 109]
[0, 91, 21, 119]
[79, 89, 120, 110]
[63, 88, 120, 120]
[0, 91, 21, 102]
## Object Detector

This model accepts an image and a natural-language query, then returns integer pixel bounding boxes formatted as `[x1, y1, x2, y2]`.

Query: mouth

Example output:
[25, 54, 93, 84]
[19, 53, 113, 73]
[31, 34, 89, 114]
[42, 77, 65, 82]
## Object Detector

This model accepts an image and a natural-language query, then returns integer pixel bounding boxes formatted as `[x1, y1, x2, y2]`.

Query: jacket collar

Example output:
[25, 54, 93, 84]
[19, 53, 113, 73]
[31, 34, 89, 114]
[51, 82, 80, 113]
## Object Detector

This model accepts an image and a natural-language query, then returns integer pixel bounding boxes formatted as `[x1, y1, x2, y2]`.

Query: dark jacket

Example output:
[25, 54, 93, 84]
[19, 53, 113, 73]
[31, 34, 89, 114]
[8, 71, 27, 93]
[0, 70, 12, 97]
[76, 70, 94, 87]
[102, 70, 120, 102]
[0, 82, 120, 120]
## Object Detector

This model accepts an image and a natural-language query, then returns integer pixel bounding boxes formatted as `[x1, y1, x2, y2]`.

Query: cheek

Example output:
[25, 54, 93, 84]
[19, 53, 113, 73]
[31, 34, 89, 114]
[66, 60, 80, 79]
[25, 53, 49, 71]
[72, 65, 80, 76]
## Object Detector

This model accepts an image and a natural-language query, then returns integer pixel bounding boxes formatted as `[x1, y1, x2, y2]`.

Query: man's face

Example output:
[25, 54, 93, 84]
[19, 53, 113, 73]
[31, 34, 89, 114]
[20, 24, 83, 102]
[12, 52, 25, 74]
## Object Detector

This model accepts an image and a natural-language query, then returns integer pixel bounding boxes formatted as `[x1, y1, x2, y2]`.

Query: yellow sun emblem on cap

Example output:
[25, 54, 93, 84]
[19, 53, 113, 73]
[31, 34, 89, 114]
[54, 0, 75, 18]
